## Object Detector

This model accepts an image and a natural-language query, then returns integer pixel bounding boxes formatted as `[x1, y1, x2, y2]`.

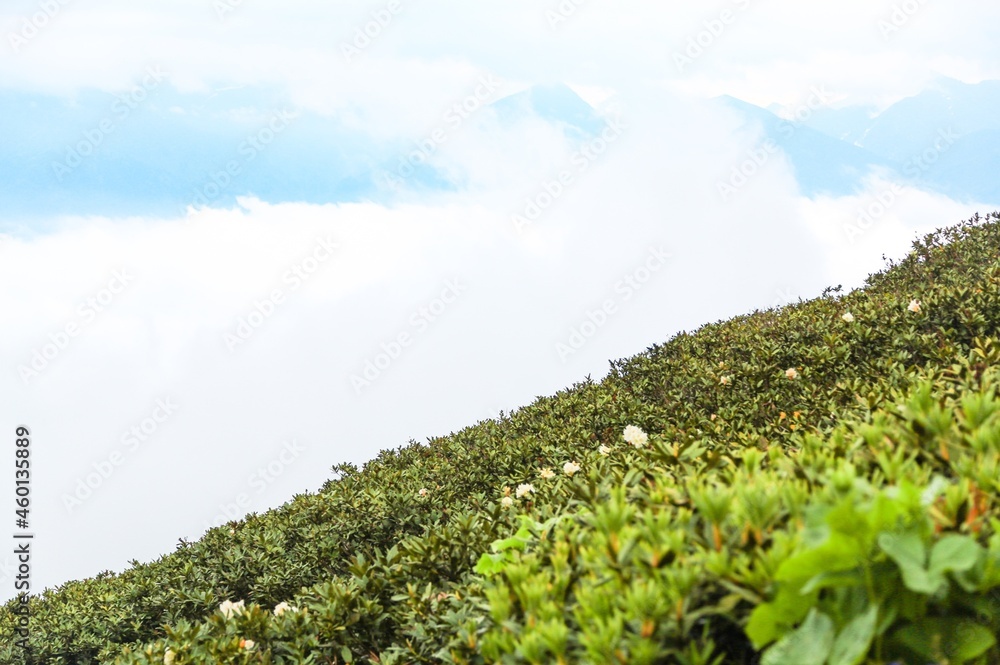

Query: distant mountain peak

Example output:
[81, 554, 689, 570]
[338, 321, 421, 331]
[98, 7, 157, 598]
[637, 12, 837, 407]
[490, 82, 606, 137]
[717, 79, 1000, 204]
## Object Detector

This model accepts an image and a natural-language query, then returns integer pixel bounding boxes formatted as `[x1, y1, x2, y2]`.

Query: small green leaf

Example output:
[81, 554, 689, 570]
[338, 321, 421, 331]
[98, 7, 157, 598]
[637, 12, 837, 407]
[745, 580, 822, 648]
[746, 602, 781, 649]
[878, 530, 925, 569]
[929, 535, 980, 575]
[761, 609, 835, 665]
[878, 531, 942, 594]
[475, 553, 506, 577]
[776, 533, 865, 582]
[828, 605, 878, 665]
[492, 536, 528, 553]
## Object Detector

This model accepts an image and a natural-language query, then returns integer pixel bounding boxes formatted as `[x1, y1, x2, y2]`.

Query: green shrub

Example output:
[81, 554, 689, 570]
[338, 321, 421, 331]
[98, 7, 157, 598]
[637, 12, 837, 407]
[3, 211, 1000, 664]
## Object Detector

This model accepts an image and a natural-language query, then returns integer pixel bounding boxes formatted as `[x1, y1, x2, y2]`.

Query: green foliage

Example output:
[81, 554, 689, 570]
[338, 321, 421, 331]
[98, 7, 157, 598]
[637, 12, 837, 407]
[3, 211, 1000, 664]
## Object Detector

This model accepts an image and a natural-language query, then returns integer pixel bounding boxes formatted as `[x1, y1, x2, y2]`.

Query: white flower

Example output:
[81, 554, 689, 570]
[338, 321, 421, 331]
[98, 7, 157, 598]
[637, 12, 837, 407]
[501, 496, 514, 508]
[841, 311, 854, 323]
[908, 299, 922, 313]
[240, 638, 255, 650]
[163, 648, 176, 665]
[563, 461, 581, 476]
[598, 444, 610, 456]
[273, 601, 296, 616]
[539, 467, 555, 480]
[719, 375, 731, 386]
[418, 488, 429, 497]
[229, 528, 236, 535]
[515, 483, 534, 498]
[219, 599, 245, 619]
[785, 368, 799, 380]
[623, 425, 648, 448]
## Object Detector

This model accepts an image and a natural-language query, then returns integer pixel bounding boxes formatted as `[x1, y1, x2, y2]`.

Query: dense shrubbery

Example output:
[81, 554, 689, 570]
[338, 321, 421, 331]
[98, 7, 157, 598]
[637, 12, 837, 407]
[3, 211, 1000, 664]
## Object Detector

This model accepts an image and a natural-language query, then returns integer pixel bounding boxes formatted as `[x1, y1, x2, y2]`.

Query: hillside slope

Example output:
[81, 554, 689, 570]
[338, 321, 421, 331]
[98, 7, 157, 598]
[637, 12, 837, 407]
[4, 212, 1000, 665]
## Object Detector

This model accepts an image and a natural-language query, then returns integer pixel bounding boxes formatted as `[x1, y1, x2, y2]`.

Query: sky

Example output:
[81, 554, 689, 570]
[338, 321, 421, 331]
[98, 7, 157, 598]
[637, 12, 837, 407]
[1, 0, 999, 602]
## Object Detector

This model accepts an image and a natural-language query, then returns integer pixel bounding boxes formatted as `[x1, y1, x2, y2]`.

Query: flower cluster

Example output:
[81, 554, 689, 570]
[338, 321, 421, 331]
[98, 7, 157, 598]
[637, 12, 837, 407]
[218, 599, 245, 619]
[623, 425, 648, 448]
[274, 601, 297, 616]
[211, 600, 256, 654]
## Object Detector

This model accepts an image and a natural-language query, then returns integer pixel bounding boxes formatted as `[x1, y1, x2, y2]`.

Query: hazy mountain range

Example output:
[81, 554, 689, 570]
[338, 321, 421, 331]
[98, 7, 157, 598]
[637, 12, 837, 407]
[2, 77, 996, 229]
[718, 76, 1000, 203]
[0, 82, 606, 227]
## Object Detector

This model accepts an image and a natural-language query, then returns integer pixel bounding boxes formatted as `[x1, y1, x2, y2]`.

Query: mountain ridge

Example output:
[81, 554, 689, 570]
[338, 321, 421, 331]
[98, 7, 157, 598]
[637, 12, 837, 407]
[719, 77, 1000, 203]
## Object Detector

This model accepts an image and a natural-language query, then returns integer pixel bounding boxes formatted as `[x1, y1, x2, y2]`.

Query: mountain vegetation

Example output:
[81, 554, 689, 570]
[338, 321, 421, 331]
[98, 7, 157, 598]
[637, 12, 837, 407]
[5, 211, 1000, 664]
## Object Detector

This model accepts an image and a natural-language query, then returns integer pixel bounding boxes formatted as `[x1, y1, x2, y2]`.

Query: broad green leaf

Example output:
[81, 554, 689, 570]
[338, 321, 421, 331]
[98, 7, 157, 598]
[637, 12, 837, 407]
[878, 531, 942, 594]
[801, 568, 866, 594]
[929, 534, 980, 575]
[828, 605, 878, 665]
[761, 609, 835, 665]
[746, 603, 781, 649]
[877, 530, 925, 569]
[475, 553, 506, 576]
[492, 525, 532, 553]
[776, 533, 865, 582]
[680, 443, 706, 460]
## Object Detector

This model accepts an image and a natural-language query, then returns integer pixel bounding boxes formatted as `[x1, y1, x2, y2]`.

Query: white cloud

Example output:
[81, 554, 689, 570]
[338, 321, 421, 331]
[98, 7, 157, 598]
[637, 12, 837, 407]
[799, 177, 987, 288]
[3, 1, 999, 115]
